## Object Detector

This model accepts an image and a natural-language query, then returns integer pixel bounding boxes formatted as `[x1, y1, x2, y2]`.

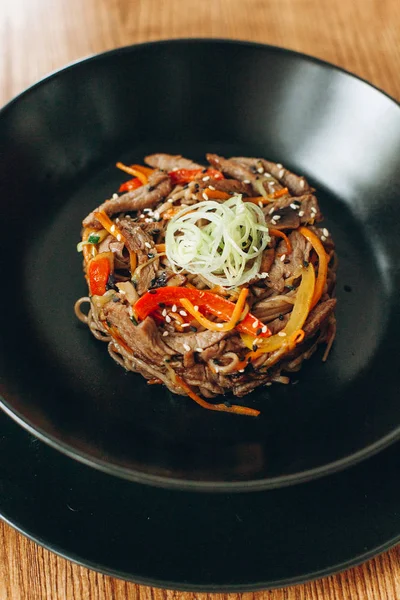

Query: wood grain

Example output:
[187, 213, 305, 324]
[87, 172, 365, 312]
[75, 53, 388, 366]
[1, 0, 400, 598]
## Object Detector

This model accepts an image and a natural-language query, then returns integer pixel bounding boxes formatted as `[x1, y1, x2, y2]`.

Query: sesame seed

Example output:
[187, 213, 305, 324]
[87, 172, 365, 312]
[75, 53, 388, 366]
[171, 304, 177, 312]
[298, 210, 305, 217]
[112, 193, 119, 199]
[183, 343, 191, 352]
[260, 272, 269, 279]
[194, 305, 199, 311]
[215, 367, 220, 373]
[181, 323, 190, 328]
[119, 289, 126, 295]
[257, 167, 264, 174]
[258, 201, 263, 208]
[300, 179, 305, 188]
[217, 323, 224, 328]
[273, 215, 281, 221]
[144, 242, 152, 249]
[162, 309, 167, 317]
[110, 225, 116, 233]
[202, 175, 210, 181]
[276, 163, 283, 169]
[172, 167, 179, 172]
[168, 198, 174, 203]
[116, 233, 122, 241]
[321, 235, 327, 241]
[278, 331, 287, 337]
[143, 208, 152, 213]
[311, 206, 317, 214]
[165, 315, 171, 323]
[162, 331, 169, 337]
[266, 382, 272, 386]
[262, 326, 268, 333]
[252, 245, 258, 252]
[252, 321, 258, 329]
[290, 203, 298, 210]
[144, 218, 151, 223]
[195, 347, 203, 353]
[239, 369, 245, 373]
[243, 179, 251, 184]
[280, 254, 286, 262]
[208, 185, 215, 190]
[269, 207, 275, 215]
[153, 211, 160, 220]
[179, 310, 187, 316]
[323, 228, 329, 237]
[202, 192, 209, 200]
[279, 169, 285, 178]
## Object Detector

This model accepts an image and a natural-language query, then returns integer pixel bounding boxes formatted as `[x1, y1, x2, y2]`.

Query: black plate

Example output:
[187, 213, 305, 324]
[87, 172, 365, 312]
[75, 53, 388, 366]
[1, 40, 400, 491]
[1, 409, 399, 591]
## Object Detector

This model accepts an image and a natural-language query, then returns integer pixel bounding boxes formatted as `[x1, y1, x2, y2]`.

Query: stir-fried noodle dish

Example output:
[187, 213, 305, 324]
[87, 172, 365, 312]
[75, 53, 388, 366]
[75, 154, 337, 416]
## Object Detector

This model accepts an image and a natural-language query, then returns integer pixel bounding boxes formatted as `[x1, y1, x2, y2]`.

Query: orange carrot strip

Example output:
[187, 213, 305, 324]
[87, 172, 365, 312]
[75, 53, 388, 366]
[269, 228, 293, 255]
[204, 188, 231, 200]
[271, 187, 289, 199]
[180, 288, 249, 333]
[130, 164, 154, 177]
[116, 162, 148, 185]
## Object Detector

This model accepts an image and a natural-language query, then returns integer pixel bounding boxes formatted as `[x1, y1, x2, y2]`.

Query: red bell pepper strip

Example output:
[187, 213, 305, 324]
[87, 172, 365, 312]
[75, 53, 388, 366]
[168, 168, 224, 185]
[118, 177, 143, 193]
[133, 287, 271, 338]
[87, 252, 113, 296]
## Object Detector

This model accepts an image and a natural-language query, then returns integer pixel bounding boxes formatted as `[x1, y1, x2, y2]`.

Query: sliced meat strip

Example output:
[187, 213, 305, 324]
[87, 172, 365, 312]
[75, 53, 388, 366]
[98, 235, 125, 259]
[165, 329, 229, 355]
[265, 210, 300, 230]
[103, 305, 175, 365]
[179, 363, 225, 397]
[144, 153, 203, 171]
[265, 194, 322, 229]
[267, 230, 312, 292]
[211, 178, 253, 196]
[252, 294, 294, 322]
[233, 157, 312, 196]
[82, 170, 172, 229]
[261, 160, 313, 196]
[308, 225, 335, 253]
[206, 153, 257, 183]
[118, 218, 159, 296]
[303, 298, 337, 338]
[232, 374, 270, 397]
[260, 248, 276, 274]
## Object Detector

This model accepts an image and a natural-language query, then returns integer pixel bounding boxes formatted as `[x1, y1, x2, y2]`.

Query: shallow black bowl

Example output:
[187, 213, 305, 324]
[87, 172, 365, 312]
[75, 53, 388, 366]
[1, 39, 399, 492]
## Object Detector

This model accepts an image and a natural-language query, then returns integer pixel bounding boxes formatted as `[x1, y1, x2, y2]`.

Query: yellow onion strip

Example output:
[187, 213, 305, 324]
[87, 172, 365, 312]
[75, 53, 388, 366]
[298, 226, 329, 309]
[180, 288, 249, 333]
[238, 263, 315, 365]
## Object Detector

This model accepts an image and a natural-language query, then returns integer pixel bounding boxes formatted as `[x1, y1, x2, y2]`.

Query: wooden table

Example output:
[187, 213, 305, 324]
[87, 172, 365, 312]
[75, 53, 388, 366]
[1, 0, 399, 598]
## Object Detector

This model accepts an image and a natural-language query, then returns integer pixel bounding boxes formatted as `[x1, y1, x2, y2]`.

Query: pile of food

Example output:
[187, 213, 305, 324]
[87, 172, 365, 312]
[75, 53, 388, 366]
[75, 153, 337, 416]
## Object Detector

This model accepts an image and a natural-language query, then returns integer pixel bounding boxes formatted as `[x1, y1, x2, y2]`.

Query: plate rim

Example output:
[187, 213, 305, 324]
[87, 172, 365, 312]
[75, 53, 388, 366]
[1, 37, 400, 492]
[1, 38, 399, 116]
[2, 511, 399, 592]
[1, 410, 400, 592]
